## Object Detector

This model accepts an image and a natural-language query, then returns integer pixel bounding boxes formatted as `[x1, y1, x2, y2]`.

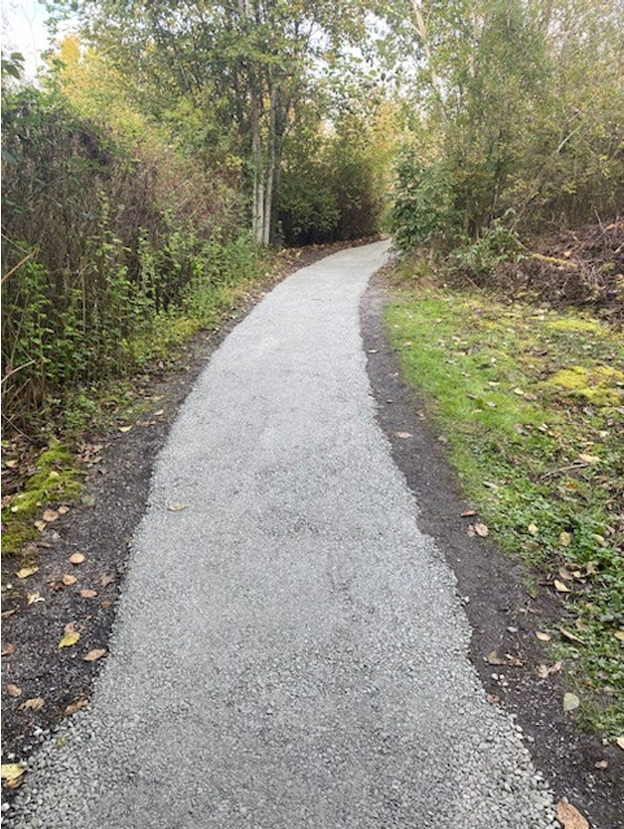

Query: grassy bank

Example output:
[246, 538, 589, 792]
[386, 277, 624, 739]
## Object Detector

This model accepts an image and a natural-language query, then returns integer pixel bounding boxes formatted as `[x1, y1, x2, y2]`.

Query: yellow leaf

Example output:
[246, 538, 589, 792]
[559, 531, 572, 547]
[563, 692, 580, 712]
[26, 592, 42, 605]
[616, 737, 624, 750]
[118, 425, 132, 433]
[168, 502, 188, 512]
[614, 630, 624, 642]
[58, 624, 80, 649]
[578, 453, 599, 464]
[15, 565, 39, 579]
[1, 764, 25, 782]
[528, 523, 539, 535]
[554, 579, 571, 593]
[536, 631, 551, 642]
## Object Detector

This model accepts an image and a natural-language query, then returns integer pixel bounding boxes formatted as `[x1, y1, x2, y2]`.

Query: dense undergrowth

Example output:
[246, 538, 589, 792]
[387, 273, 624, 738]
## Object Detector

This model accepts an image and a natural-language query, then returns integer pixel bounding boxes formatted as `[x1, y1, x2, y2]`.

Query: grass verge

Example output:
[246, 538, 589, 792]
[386, 273, 624, 739]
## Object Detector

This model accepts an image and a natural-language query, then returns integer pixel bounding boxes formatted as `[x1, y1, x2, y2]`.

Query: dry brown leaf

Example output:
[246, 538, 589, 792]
[474, 522, 489, 537]
[2, 644, 16, 657]
[62, 573, 77, 586]
[69, 552, 85, 565]
[168, 502, 188, 512]
[57, 505, 70, 515]
[34, 519, 47, 532]
[15, 565, 39, 579]
[578, 453, 599, 464]
[556, 800, 589, 829]
[535, 631, 551, 642]
[467, 524, 476, 537]
[100, 599, 112, 608]
[554, 579, 571, 593]
[614, 630, 624, 642]
[486, 650, 506, 666]
[461, 509, 477, 517]
[393, 431, 413, 439]
[1, 609, 17, 619]
[537, 661, 563, 679]
[64, 695, 89, 716]
[80, 588, 97, 599]
[100, 574, 114, 587]
[7, 684, 22, 698]
[83, 648, 106, 662]
[616, 737, 624, 751]
[118, 425, 132, 433]
[58, 624, 80, 649]
[19, 697, 44, 712]
[42, 508, 59, 522]
[26, 592, 42, 605]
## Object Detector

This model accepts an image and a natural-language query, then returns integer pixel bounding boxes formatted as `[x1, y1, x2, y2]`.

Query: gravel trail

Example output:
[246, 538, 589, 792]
[10, 241, 557, 828]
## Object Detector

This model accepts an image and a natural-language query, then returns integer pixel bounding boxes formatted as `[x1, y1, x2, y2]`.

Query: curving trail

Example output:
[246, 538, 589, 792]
[12, 241, 557, 828]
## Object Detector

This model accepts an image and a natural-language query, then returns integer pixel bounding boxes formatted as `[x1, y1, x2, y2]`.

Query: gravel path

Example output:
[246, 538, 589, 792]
[9, 241, 557, 828]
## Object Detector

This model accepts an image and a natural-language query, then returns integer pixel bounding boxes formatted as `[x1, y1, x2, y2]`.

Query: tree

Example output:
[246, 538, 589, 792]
[67, 0, 369, 245]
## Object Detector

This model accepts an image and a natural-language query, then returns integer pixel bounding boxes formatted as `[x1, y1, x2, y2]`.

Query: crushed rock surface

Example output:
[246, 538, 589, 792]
[9, 241, 558, 828]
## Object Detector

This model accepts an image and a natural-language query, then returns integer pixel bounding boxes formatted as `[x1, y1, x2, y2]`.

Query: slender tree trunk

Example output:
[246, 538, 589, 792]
[262, 84, 278, 246]
[250, 87, 265, 244]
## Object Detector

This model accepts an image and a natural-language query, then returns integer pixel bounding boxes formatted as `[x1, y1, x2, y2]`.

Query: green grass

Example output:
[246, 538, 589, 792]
[386, 283, 624, 739]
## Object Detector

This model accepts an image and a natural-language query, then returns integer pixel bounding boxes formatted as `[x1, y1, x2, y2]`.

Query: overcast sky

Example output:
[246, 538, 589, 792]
[3, 0, 51, 79]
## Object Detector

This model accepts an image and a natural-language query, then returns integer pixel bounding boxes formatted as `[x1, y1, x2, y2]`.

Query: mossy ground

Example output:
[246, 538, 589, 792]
[386, 279, 624, 739]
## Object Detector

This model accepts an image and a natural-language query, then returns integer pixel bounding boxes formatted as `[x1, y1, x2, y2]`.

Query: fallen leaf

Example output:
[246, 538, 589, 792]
[62, 574, 77, 586]
[556, 800, 589, 829]
[616, 737, 624, 751]
[58, 624, 80, 649]
[80, 589, 97, 599]
[560, 627, 585, 644]
[118, 425, 132, 433]
[42, 508, 59, 522]
[1, 609, 17, 619]
[69, 552, 85, 565]
[474, 522, 489, 537]
[64, 695, 89, 716]
[467, 524, 476, 537]
[393, 431, 413, 439]
[554, 579, 571, 593]
[33, 519, 47, 532]
[486, 693, 500, 704]
[57, 505, 70, 515]
[537, 661, 562, 679]
[153, 409, 164, 416]
[486, 650, 506, 665]
[614, 630, 624, 642]
[26, 592, 42, 605]
[5, 459, 18, 469]
[19, 697, 44, 712]
[15, 565, 39, 579]
[560, 531, 572, 547]
[513, 387, 525, 396]
[461, 509, 477, 517]
[2, 644, 16, 657]
[7, 684, 22, 698]
[83, 648, 106, 662]
[100, 599, 112, 608]
[1, 764, 25, 782]
[528, 523, 539, 535]
[535, 631, 552, 642]
[168, 502, 188, 512]
[563, 692, 580, 712]
[100, 574, 114, 587]
[585, 561, 599, 575]
[578, 453, 599, 464]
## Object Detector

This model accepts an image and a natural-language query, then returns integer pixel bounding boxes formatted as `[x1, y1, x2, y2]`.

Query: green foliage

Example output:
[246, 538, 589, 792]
[390, 152, 458, 253]
[1, 85, 261, 433]
[448, 215, 525, 280]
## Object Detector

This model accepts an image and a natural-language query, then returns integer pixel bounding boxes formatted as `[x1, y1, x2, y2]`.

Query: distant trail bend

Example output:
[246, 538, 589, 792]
[12, 240, 557, 829]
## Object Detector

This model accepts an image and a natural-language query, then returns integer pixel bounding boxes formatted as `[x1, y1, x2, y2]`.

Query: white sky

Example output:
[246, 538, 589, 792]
[2, 0, 51, 80]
